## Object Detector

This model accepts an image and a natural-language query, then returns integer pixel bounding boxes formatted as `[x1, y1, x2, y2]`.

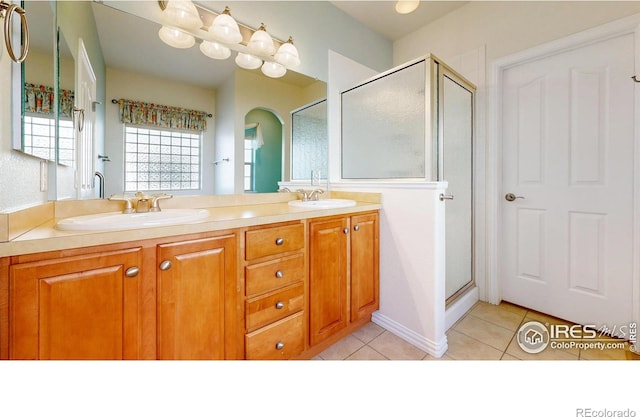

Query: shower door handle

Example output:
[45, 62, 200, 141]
[439, 194, 454, 201]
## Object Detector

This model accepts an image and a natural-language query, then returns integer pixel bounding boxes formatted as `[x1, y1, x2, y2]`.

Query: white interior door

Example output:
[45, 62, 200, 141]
[76, 39, 97, 200]
[500, 32, 635, 331]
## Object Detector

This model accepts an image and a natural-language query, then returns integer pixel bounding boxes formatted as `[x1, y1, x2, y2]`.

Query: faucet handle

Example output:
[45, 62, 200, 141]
[108, 194, 135, 214]
[150, 193, 173, 212]
[296, 189, 310, 201]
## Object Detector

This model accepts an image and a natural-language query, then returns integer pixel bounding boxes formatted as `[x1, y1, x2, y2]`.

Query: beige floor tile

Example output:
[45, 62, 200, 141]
[505, 337, 578, 360]
[445, 329, 503, 360]
[500, 353, 520, 360]
[453, 315, 515, 351]
[423, 353, 454, 360]
[495, 301, 529, 316]
[351, 322, 385, 344]
[367, 331, 428, 360]
[318, 335, 364, 360]
[346, 345, 388, 360]
[469, 301, 527, 331]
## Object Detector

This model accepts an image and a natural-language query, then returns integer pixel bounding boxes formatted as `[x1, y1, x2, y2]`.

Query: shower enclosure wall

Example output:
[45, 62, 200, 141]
[341, 54, 476, 302]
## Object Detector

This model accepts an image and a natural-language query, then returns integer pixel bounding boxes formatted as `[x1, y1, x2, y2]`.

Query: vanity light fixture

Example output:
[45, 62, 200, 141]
[395, 0, 420, 14]
[199, 40, 231, 60]
[158, 25, 195, 48]
[156, 1, 300, 79]
[208, 6, 242, 44]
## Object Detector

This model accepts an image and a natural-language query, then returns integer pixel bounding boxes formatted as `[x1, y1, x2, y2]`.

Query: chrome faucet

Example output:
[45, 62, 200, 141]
[296, 189, 324, 201]
[135, 192, 151, 213]
[108, 194, 136, 214]
[150, 193, 173, 212]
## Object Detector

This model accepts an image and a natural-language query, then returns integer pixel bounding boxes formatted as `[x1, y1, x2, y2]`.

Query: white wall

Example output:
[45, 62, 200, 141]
[104, 67, 216, 197]
[214, 73, 236, 195]
[0, 39, 47, 212]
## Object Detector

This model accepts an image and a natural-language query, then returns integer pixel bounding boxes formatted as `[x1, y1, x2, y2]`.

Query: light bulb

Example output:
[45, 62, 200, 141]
[200, 40, 231, 60]
[158, 26, 195, 49]
[261, 61, 286, 78]
[247, 23, 275, 56]
[235, 53, 262, 70]
[395, 1, 420, 14]
[210, 6, 242, 44]
[274, 37, 300, 68]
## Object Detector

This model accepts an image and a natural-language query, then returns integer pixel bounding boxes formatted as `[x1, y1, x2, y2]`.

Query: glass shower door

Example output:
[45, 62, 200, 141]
[441, 70, 475, 300]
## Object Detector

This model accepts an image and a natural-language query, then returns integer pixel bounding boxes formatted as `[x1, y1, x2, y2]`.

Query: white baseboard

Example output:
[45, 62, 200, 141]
[445, 286, 479, 330]
[372, 311, 448, 358]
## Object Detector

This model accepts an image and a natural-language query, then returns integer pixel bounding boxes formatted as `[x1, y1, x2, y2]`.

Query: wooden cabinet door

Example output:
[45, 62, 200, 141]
[309, 217, 348, 346]
[157, 234, 237, 360]
[350, 213, 379, 322]
[9, 248, 143, 359]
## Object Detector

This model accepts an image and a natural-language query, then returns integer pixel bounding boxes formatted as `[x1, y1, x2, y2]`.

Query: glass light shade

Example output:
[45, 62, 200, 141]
[274, 37, 300, 67]
[163, 0, 203, 30]
[235, 53, 262, 70]
[261, 61, 286, 78]
[159, 26, 195, 49]
[210, 8, 242, 44]
[395, 1, 420, 14]
[247, 24, 276, 56]
[200, 40, 231, 60]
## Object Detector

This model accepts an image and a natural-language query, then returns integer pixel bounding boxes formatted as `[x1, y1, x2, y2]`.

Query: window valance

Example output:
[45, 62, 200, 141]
[116, 98, 209, 132]
[24, 83, 75, 118]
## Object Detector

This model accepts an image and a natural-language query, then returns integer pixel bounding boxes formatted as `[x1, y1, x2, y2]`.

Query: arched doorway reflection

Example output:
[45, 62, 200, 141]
[244, 108, 283, 193]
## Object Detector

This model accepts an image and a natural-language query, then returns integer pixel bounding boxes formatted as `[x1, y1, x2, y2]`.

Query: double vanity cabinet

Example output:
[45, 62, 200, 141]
[0, 199, 379, 360]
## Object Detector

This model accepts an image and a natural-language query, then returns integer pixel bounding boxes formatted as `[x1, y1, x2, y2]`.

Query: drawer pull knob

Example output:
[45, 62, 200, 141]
[159, 260, 173, 271]
[275, 301, 285, 309]
[275, 341, 285, 350]
[343, 228, 349, 234]
[275, 270, 284, 278]
[354, 225, 360, 231]
[275, 237, 284, 246]
[125, 267, 139, 278]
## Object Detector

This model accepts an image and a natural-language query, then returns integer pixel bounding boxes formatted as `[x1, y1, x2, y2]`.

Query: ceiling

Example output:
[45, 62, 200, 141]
[331, 1, 468, 41]
[67, 1, 467, 90]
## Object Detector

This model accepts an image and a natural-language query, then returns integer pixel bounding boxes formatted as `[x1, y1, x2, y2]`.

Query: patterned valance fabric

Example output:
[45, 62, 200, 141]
[24, 83, 75, 118]
[117, 98, 208, 132]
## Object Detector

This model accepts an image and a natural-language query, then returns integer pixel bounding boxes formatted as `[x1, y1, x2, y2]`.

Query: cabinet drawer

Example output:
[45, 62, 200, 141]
[245, 253, 304, 296]
[245, 312, 305, 360]
[245, 224, 304, 260]
[246, 282, 304, 331]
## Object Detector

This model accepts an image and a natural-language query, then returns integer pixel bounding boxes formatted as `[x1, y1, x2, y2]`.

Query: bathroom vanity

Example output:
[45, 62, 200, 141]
[0, 192, 380, 360]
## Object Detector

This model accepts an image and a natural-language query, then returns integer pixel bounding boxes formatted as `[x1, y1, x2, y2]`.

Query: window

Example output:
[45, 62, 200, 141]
[244, 136, 255, 192]
[124, 125, 201, 192]
[23, 115, 74, 166]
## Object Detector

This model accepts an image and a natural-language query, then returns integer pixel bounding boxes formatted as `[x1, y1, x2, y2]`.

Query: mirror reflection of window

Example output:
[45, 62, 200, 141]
[291, 99, 327, 181]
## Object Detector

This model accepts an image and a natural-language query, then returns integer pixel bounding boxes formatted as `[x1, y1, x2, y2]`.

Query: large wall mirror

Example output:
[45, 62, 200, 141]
[11, 0, 328, 200]
[291, 99, 327, 182]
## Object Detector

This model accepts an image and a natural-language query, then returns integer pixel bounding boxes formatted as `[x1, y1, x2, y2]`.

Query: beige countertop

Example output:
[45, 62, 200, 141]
[0, 191, 381, 257]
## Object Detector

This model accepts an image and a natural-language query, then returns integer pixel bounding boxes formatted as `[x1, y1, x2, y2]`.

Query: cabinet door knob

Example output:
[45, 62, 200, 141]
[275, 270, 284, 278]
[275, 341, 285, 350]
[275, 237, 284, 246]
[343, 228, 349, 234]
[275, 301, 285, 309]
[354, 225, 360, 231]
[125, 267, 139, 278]
[159, 260, 173, 271]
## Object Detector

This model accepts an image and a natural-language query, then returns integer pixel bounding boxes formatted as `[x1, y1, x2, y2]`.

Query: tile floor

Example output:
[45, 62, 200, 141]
[313, 301, 640, 360]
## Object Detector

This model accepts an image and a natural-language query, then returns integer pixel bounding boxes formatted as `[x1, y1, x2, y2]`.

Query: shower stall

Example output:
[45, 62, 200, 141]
[341, 54, 476, 303]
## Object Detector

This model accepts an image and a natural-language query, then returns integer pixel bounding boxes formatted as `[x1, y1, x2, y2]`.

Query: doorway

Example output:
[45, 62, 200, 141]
[244, 108, 283, 193]
[490, 17, 640, 334]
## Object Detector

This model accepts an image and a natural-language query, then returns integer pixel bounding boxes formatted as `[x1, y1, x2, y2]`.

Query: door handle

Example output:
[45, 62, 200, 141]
[439, 194, 454, 201]
[505, 193, 525, 202]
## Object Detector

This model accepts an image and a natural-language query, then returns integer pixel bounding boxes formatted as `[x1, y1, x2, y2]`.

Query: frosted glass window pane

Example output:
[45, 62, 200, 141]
[291, 99, 327, 180]
[342, 61, 425, 179]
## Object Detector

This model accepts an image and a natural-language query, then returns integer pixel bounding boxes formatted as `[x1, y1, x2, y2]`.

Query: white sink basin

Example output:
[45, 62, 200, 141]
[288, 199, 357, 209]
[55, 208, 210, 231]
